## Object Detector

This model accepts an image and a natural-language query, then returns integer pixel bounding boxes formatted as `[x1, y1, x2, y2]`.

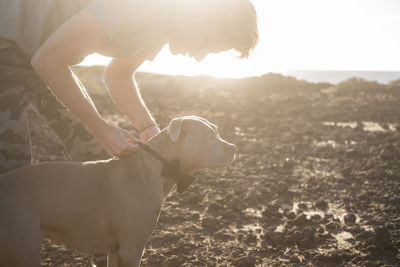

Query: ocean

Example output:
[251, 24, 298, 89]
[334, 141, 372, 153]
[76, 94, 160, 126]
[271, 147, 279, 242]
[280, 70, 400, 85]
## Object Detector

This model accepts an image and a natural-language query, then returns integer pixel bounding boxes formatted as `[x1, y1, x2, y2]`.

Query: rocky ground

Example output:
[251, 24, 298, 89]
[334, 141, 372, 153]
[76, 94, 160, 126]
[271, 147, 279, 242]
[33, 69, 400, 266]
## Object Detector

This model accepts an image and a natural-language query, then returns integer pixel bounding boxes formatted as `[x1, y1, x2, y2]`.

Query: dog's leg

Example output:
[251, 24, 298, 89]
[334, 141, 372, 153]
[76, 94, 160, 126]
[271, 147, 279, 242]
[0, 207, 40, 267]
[107, 252, 118, 267]
[92, 254, 107, 267]
[116, 249, 143, 267]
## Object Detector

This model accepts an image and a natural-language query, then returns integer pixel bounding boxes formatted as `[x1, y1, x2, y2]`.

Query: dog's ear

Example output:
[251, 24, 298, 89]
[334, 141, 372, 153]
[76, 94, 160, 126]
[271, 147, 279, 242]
[167, 118, 183, 142]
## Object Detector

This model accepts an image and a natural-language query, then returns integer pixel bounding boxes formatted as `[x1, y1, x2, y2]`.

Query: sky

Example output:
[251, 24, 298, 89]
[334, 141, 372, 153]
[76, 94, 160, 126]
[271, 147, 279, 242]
[80, 0, 400, 78]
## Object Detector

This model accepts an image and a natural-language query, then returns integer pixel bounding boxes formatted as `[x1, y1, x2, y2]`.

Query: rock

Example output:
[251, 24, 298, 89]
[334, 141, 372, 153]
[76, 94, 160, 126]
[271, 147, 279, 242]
[315, 200, 329, 211]
[301, 226, 314, 240]
[282, 157, 295, 170]
[285, 233, 295, 245]
[232, 255, 257, 267]
[245, 233, 257, 245]
[221, 210, 236, 220]
[343, 213, 357, 225]
[297, 202, 308, 211]
[285, 211, 296, 220]
[201, 217, 220, 231]
[379, 148, 395, 160]
[328, 252, 343, 264]
[191, 212, 200, 220]
[162, 256, 181, 267]
[270, 231, 286, 247]
[294, 214, 309, 225]
[181, 194, 203, 204]
[215, 231, 233, 242]
[325, 221, 339, 230]
[292, 230, 302, 242]
[345, 149, 363, 158]
[262, 204, 282, 224]
[373, 226, 394, 249]
[290, 255, 302, 264]
[341, 166, 353, 177]
[315, 252, 343, 265]
[277, 190, 295, 204]
[207, 202, 224, 213]
[310, 214, 322, 223]
[298, 237, 313, 248]
[147, 254, 167, 265]
[275, 181, 288, 193]
[229, 196, 246, 211]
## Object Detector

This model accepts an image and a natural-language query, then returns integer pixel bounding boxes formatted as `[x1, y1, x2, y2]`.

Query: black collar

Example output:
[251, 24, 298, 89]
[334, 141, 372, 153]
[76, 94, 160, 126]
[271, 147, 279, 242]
[137, 142, 195, 193]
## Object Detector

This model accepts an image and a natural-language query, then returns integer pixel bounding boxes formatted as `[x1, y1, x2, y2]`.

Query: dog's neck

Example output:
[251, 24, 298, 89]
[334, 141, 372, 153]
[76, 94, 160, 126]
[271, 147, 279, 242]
[142, 130, 177, 198]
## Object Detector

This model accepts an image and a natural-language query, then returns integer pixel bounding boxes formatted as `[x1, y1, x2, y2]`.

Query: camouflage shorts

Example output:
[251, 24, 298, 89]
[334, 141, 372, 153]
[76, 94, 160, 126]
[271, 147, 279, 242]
[0, 38, 107, 174]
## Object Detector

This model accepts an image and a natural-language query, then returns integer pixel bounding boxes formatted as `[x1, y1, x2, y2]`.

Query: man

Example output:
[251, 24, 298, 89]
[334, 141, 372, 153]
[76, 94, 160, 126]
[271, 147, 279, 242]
[0, 0, 258, 173]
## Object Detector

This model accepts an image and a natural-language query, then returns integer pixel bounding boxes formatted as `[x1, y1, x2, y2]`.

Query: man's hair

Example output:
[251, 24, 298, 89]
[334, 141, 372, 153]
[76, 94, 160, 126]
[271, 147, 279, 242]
[217, 0, 259, 58]
[170, 0, 259, 58]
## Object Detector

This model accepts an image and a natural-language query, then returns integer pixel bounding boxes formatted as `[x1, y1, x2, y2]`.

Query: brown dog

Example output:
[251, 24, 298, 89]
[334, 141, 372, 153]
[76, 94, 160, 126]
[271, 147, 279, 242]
[0, 116, 237, 267]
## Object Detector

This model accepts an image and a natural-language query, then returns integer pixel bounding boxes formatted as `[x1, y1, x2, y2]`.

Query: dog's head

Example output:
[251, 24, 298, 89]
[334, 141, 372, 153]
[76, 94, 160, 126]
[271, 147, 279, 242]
[166, 116, 238, 173]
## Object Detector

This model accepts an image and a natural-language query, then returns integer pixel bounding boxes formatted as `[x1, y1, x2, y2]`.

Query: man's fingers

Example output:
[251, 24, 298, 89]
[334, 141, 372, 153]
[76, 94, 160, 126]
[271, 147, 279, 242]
[114, 143, 139, 158]
[125, 137, 138, 145]
[124, 143, 139, 154]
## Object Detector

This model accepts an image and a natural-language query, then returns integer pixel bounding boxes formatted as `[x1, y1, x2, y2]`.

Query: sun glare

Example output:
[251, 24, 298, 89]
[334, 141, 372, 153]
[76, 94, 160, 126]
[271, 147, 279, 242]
[79, 0, 400, 77]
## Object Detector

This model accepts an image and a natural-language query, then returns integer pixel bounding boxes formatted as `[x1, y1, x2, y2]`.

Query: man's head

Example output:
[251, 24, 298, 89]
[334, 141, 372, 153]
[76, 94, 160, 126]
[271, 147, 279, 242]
[166, 116, 238, 173]
[167, 0, 259, 61]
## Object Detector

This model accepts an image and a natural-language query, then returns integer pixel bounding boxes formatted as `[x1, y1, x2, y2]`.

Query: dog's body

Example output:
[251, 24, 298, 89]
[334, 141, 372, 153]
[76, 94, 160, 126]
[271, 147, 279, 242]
[0, 116, 237, 267]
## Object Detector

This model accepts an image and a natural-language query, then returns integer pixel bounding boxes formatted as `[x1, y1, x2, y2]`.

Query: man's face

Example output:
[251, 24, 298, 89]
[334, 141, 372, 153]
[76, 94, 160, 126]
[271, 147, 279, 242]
[168, 16, 231, 62]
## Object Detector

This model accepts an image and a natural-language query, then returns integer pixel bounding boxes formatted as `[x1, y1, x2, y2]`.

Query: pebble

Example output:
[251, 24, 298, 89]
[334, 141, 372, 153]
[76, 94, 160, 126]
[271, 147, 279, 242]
[297, 202, 308, 211]
[298, 237, 314, 248]
[310, 214, 322, 222]
[207, 202, 224, 213]
[292, 230, 302, 242]
[294, 214, 309, 225]
[275, 181, 288, 193]
[201, 217, 220, 231]
[301, 226, 314, 239]
[181, 194, 203, 204]
[315, 200, 329, 211]
[325, 221, 339, 230]
[232, 255, 257, 267]
[290, 255, 302, 264]
[270, 231, 286, 246]
[373, 226, 394, 248]
[245, 233, 258, 244]
[344, 213, 357, 225]
[229, 196, 246, 211]
[162, 256, 181, 267]
[285, 211, 296, 220]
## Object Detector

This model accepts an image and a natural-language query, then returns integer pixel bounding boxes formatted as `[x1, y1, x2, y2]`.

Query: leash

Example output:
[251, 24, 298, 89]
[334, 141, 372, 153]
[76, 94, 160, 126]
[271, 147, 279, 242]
[126, 137, 195, 193]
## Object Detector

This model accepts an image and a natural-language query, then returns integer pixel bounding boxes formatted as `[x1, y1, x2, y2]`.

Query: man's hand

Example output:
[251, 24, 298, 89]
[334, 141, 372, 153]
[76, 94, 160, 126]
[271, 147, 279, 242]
[140, 125, 160, 143]
[94, 123, 139, 158]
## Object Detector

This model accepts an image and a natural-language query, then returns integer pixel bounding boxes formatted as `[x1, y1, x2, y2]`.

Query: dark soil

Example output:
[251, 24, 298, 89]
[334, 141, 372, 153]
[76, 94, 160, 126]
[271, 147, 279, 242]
[33, 68, 400, 266]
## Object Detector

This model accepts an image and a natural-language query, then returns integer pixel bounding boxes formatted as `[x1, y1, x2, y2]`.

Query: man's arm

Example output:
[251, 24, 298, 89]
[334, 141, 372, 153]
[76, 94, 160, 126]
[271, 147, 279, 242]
[31, 10, 138, 157]
[104, 55, 160, 143]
